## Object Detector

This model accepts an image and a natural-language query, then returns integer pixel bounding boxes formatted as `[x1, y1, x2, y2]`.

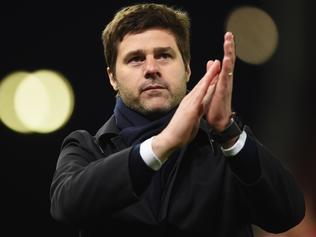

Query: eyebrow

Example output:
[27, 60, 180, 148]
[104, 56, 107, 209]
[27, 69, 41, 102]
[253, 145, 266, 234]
[153, 47, 175, 55]
[123, 47, 176, 62]
[123, 50, 144, 63]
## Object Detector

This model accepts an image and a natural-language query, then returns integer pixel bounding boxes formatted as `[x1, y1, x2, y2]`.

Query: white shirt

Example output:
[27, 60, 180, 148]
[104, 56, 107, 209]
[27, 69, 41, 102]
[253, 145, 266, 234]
[140, 131, 247, 171]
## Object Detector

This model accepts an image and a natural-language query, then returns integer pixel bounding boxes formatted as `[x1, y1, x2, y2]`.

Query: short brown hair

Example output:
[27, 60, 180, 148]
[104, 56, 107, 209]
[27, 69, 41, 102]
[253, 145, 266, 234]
[102, 3, 191, 74]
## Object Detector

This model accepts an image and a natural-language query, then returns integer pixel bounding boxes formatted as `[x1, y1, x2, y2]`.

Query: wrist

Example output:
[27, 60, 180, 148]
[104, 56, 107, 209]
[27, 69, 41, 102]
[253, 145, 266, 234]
[211, 112, 244, 144]
[213, 116, 233, 133]
[140, 137, 163, 171]
[151, 133, 175, 162]
[221, 135, 239, 149]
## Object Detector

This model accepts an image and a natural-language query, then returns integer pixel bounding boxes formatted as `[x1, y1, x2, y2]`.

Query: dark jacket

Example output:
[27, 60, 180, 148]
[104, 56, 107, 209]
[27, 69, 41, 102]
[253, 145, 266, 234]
[50, 116, 305, 237]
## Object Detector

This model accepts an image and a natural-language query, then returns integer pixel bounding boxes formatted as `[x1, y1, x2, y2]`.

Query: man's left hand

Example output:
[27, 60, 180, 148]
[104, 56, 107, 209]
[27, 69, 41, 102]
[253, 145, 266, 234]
[204, 32, 236, 132]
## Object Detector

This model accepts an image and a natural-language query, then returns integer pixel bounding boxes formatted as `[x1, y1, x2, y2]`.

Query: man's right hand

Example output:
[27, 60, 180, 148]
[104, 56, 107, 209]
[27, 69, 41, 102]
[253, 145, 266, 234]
[152, 60, 221, 162]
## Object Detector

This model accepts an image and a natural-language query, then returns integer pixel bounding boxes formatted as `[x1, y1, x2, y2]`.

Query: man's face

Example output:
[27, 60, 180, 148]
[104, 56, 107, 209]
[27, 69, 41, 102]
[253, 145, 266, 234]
[108, 28, 190, 117]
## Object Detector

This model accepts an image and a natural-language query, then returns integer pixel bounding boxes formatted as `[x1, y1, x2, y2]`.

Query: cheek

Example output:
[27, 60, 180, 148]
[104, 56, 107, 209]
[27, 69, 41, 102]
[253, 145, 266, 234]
[116, 70, 140, 90]
[170, 69, 188, 89]
[116, 78, 141, 99]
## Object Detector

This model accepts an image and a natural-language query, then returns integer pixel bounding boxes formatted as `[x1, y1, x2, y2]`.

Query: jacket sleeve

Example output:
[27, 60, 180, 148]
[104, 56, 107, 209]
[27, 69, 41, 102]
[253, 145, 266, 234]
[50, 130, 139, 226]
[228, 126, 305, 233]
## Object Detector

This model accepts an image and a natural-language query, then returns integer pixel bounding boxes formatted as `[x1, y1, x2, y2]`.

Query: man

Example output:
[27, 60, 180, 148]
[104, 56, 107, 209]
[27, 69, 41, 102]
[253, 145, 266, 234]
[50, 3, 305, 237]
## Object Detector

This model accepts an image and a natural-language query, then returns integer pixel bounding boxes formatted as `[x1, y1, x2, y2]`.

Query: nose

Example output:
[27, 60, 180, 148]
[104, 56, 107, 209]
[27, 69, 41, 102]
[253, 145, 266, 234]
[144, 57, 161, 79]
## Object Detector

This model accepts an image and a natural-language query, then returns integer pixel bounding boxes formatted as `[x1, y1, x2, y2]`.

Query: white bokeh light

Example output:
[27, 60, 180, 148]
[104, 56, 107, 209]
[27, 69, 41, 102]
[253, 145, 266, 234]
[0, 69, 75, 133]
[0, 71, 32, 133]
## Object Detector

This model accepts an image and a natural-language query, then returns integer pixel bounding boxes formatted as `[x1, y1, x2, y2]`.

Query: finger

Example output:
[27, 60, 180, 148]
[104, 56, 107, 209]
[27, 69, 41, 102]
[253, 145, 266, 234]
[221, 56, 234, 80]
[222, 32, 236, 78]
[183, 60, 220, 115]
[225, 32, 235, 60]
[217, 33, 236, 91]
[189, 60, 220, 100]
[203, 75, 218, 111]
[206, 60, 214, 71]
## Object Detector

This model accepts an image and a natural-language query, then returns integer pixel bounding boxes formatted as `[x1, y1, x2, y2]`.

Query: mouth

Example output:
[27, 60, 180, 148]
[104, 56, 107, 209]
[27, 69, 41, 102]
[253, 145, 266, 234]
[141, 84, 166, 92]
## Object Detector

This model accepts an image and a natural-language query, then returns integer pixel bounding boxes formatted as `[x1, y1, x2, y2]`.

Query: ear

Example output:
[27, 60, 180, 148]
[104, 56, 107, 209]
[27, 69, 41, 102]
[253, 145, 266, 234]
[107, 67, 118, 91]
[185, 63, 191, 82]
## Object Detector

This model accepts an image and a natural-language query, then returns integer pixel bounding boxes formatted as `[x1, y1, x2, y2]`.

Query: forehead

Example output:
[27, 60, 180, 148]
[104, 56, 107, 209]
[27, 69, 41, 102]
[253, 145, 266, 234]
[117, 29, 179, 56]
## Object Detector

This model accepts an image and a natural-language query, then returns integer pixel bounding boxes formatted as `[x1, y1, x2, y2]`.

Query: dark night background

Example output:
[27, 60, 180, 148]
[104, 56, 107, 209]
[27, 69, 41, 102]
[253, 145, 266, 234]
[0, 1, 315, 236]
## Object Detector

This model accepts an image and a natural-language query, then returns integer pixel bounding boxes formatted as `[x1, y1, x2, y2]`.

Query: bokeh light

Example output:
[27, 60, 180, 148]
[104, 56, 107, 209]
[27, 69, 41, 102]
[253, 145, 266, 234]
[226, 6, 279, 65]
[0, 70, 75, 133]
[0, 71, 32, 133]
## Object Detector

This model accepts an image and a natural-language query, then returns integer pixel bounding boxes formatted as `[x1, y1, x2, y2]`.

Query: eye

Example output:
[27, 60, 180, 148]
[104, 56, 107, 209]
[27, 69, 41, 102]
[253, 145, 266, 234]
[128, 55, 144, 63]
[158, 53, 172, 59]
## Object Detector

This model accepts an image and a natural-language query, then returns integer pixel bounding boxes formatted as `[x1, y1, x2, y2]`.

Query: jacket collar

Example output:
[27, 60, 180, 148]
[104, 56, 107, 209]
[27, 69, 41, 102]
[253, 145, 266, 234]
[95, 115, 119, 142]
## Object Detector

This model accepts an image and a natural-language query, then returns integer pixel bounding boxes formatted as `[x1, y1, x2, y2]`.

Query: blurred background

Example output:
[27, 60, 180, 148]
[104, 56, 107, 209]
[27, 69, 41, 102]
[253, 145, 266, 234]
[0, 0, 315, 236]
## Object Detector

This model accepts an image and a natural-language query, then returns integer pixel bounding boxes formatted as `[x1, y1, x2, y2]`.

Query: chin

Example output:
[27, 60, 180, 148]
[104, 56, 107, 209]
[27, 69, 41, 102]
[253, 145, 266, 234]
[141, 102, 174, 118]
[145, 100, 171, 111]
